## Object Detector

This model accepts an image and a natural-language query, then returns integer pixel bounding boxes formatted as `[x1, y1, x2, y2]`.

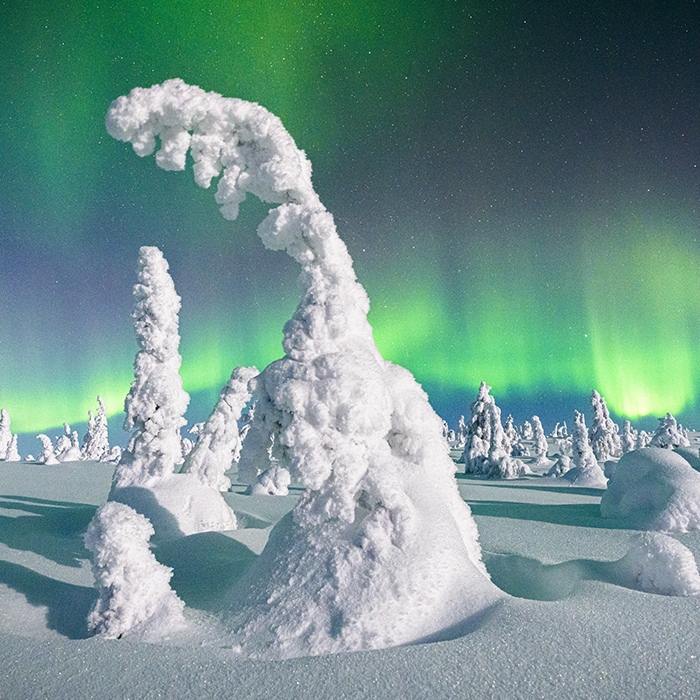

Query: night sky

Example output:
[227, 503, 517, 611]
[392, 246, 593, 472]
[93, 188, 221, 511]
[2, 1, 700, 442]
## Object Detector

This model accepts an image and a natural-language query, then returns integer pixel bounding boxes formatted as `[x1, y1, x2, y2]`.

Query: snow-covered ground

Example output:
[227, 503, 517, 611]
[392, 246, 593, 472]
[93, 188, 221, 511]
[1, 455, 699, 699]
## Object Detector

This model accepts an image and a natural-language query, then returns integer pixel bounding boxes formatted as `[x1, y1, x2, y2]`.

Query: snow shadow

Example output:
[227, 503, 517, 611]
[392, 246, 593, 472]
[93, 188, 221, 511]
[0, 560, 95, 638]
[156, 532, 258, 610]
[467, 500, 625, 529]
[0, 495, 95, 567]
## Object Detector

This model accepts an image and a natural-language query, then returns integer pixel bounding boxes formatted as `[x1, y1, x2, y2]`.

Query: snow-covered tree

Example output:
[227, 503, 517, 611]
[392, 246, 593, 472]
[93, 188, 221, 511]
[113, 247, 190, 488]
[562, 410, 607, 487]
[484, 403, 529, 479]
[84, 501, 185, 639]
[82, 397, 110, 461]
[521, 420, 533, 440]
[0, 409, 12, 459]
[109, 245, 236, 538]
[620, 420, 638, 455]
[531, 415, 549, 465]
[589, 390, 621, 461]
[107, 80, 498, 656]
[461, 382, 494, 473]
[181, 365, 258, 491]
[55, 424, 82, 462]
[4, 434, 20, 462]
[650, 413, 690, 449]
[636, 429, 651, 449]
[36, 435, 58, 465]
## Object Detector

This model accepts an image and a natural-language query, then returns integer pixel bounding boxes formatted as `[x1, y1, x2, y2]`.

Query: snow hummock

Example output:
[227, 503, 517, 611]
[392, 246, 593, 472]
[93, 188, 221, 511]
[601, 447, 700, 532]
[107, 79, 499, 656]
[84, 501, 186, 639]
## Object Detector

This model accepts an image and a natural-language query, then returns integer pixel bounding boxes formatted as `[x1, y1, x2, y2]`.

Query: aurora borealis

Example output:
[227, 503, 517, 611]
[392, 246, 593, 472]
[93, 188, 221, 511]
[2, 1, 700, 439]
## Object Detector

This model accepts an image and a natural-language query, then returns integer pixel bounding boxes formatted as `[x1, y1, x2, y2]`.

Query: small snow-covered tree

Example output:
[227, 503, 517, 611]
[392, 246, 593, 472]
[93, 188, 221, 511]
[650, 413, 690, 449]
[250, 465, 292, 495]
[181, 365, 258, 491]
[107, 80, 498, 656]
[55, 423, 82, 462]
[484, 403, 529, 479]
[637, 429, 651, 449]
[531, 416, 549, 465]
[521, 420, 533, 440]
[36, 435, 58, 465]
[82, 397, 110, 461]
[0, 409, 11, 459]
[84, 501, 185, 639]
[113, 247, 190, 488]
[561, 410, 607, 487]
[461, 382, 494, 473]
[620, 420, 638, 454]
[4, 434, 20, 462]
[589, 390, 621, 461]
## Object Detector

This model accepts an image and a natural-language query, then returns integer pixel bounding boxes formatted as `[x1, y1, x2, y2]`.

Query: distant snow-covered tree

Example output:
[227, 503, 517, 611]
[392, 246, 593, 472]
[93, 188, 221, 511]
[461, 382, 494, 474]
[84, 501, 185, 639]
[36, 435, 58, 465]
[650, 413, 690, 449]
[82, 397, 110, 461]
[4, 434, 20, 462]
[521, 420, 533, 440]
[531, 415, 549, 465]
[589, 390, 621, 461]
[114, 247, 190, 488]
[250, 464, 292, 495]
[620, 420, 638, 455]
[55, 423, 82, 462]
[484, 403, 529, 479]
[107, 79, 498, 655]
[0, 409, 12, 459]
[561, 410, 607, 487]
[636, 429, 651, 449]
[181, 365, 258, 491]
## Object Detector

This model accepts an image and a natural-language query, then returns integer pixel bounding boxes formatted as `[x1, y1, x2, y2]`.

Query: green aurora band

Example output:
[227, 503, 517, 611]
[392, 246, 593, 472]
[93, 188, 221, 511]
[2, 1, 700, 432]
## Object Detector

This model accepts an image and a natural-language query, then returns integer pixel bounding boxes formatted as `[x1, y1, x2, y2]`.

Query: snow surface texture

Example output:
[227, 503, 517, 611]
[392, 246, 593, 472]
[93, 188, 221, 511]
[107, 79, 499, 657]
[181, 365, 258, 491]
[601, 447, 700, 532]
[84, 501, 185, 639]
[110, 245, 237, 538]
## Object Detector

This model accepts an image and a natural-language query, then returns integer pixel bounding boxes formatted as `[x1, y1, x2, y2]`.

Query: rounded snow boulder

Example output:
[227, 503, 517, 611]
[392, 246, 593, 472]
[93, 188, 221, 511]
[600, 447, 700, 532]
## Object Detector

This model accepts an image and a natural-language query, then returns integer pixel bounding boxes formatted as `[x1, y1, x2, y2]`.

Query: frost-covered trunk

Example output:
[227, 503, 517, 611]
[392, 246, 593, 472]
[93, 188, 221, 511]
[107, 79, 499, 657]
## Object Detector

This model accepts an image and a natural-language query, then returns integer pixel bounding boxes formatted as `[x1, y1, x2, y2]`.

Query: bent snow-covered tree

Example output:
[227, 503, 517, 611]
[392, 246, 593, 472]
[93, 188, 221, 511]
[107, 79, 499, 657]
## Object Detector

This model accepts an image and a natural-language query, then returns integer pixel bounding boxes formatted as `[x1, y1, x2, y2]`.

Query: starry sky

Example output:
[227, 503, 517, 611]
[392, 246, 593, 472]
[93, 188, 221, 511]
[2, 0, 700, 443]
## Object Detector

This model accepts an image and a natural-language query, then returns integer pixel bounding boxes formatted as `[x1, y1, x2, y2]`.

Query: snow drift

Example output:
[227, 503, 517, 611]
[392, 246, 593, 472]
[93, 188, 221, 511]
[601, 447, 700, 532]
[107, 79, 500, 657]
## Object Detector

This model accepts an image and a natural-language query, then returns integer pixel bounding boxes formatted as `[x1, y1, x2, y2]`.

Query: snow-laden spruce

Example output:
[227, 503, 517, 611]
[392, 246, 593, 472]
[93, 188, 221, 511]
[460, 381, 493, 473]
[81, 397, 111, 461]
[484, 403, 530, 479]
[589, 390, 621, 461]
[181, 365, 258, 491]
[84, 501, 186, 639]
[650, 413, 690, 449]
[620, 419, 638, 455]
[107, 79, 499, 657]
[560, 410, 607, 487]
[601, 447, 700, 531]
[530, 415, 550, 466]
[110, 245, 237, 538]
[0, 409, 11, 459]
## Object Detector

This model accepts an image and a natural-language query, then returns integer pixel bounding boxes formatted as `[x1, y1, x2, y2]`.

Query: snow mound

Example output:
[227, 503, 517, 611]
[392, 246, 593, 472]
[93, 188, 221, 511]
[601, 447, 700, 531]
[84, 501, 186, 639]
[613, 532, 700, 596]
[250, 465, 291, 496]
[110, 473, 237, 540]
